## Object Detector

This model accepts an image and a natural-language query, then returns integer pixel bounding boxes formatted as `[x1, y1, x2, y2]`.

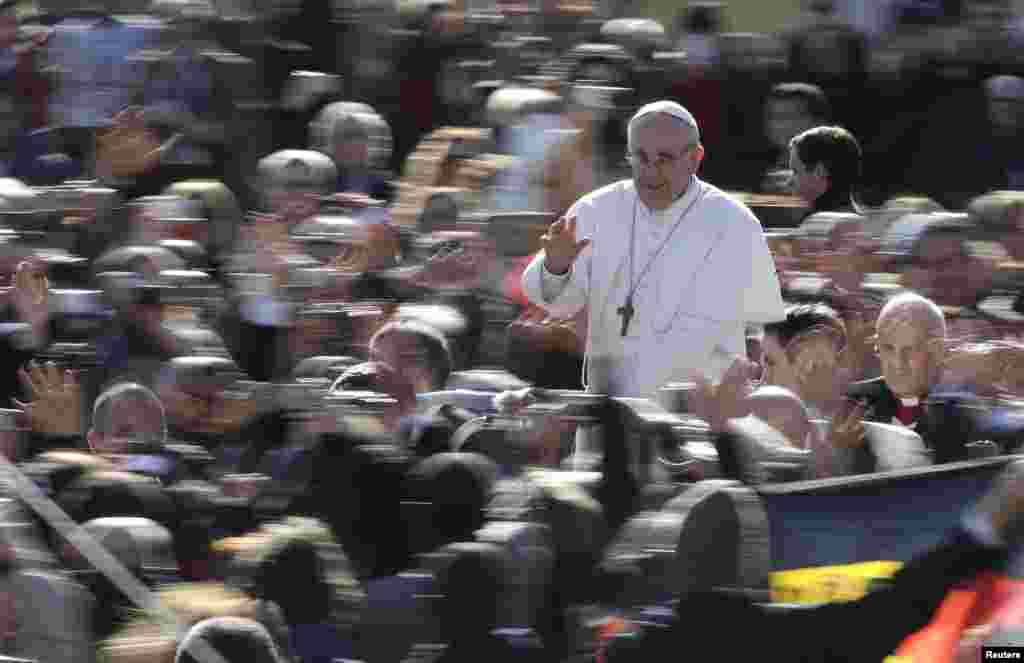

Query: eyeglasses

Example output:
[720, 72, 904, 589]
[625, 144, 697, 170]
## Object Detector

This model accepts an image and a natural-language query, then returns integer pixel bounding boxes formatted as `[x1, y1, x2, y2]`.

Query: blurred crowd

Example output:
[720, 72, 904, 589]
[0, 0, 1020, 661]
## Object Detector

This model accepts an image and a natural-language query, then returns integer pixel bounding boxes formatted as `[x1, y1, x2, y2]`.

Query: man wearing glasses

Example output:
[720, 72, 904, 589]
[520, 100, 785, 400]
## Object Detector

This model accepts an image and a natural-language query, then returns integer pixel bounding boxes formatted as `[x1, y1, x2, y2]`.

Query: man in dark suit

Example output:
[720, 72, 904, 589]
[839, 291, 975, 473]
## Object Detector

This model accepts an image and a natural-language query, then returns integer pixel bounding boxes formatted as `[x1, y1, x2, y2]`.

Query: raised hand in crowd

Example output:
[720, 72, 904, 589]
[14, 361, 81, 438]
[690, 357, 757, 432]
[540, 215, 590, 275]
[94, 107, 174, 181]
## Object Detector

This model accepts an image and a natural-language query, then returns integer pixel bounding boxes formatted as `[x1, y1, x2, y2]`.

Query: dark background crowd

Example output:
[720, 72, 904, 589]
[0, 0, 1021, 661]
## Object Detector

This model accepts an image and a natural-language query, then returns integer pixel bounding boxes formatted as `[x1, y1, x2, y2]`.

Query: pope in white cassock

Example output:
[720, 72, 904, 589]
[521, 100, 787, 400]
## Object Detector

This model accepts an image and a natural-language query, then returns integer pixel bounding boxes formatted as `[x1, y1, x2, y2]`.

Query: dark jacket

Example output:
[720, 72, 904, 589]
[846, 377, 975, 473]
[605, 526, 1003, 663]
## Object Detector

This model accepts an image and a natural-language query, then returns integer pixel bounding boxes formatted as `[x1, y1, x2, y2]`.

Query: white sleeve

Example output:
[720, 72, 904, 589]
[739, 211, 787, 324]
[519, 197, 595, 319]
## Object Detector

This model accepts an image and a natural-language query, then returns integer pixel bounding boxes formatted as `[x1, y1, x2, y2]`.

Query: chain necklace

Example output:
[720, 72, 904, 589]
[617, 181, 705, 337]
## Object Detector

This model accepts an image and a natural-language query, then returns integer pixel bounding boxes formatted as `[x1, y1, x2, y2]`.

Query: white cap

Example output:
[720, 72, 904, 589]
[628, 100, 700, 140]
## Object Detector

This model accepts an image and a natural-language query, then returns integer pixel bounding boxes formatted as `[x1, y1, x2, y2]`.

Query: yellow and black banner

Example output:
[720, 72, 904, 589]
[769, 560, 904, 604]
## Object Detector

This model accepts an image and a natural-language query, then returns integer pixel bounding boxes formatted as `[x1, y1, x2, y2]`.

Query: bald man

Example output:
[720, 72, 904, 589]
[521, 101, 785, 400]
[747, 385, 813, 449]
[707, 384, 838, 482]
[842, 291, 975, 472]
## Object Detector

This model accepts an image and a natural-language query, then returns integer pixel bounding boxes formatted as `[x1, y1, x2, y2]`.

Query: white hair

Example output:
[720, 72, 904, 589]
[876, 291, 947, 340]
[626, 101, 700, 151]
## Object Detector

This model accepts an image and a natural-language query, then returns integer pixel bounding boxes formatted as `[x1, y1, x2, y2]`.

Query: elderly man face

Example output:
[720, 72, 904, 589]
[876, 304, 945, 399]
[628, 113, 704, 210]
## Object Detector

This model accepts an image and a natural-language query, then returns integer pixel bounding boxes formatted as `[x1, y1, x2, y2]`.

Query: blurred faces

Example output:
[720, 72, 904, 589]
[628, 113, 704, 211]
[332, 120, 372, 171]
[813, 222, 872, 292]
[370, 329, 435, 394]
[788, 146, 829, 205]
[876, 317, 942, 399]
[161, 383, 242, 437]
[761, 333, 800, 394]
[762, 329, 844, 408]
[905, 234, 991, 307]
[88, 399, 164, 455]
[268, 187, 320, 225]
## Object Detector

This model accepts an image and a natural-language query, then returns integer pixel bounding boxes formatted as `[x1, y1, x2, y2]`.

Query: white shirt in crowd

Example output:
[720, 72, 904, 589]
[521, 176, 786, 400]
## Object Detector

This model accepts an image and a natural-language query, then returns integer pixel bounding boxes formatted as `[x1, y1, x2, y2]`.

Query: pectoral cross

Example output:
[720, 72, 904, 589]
[617, 295, 635, 337]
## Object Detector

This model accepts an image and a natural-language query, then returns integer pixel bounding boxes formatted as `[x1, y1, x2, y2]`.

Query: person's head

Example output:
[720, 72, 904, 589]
[765, 83, 830, 151]
[626, 101, 705, 211]
[746, 385, 812, 448]
[330, 360, 417, 426]
[762, 303, 847, 405]
[799, 211, 869, 292]
[902, 214, 991, 307]
[433, 541, 505, 643]
[313, 106, 392, 178]
[328, 114, 372, 170]
[175, 617, 284, 663]
[162, 180, 242, 256]
[788, 126, 862, 208]
[369, 319, 452, 393]
[257, 150, 336, 223]
[866, 195, 944, 239]
[88, 383, 167, 456]
[406, 452, 498, 551]
[969, 189, 1024, 259]
[249, 519, 333, 626]
[157, 356, 243, 437]
[101, 582, 290, 663]
[677, 2, 723, 35]
[875, 292, 947, 398]
[985, 75, 1024, 136]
